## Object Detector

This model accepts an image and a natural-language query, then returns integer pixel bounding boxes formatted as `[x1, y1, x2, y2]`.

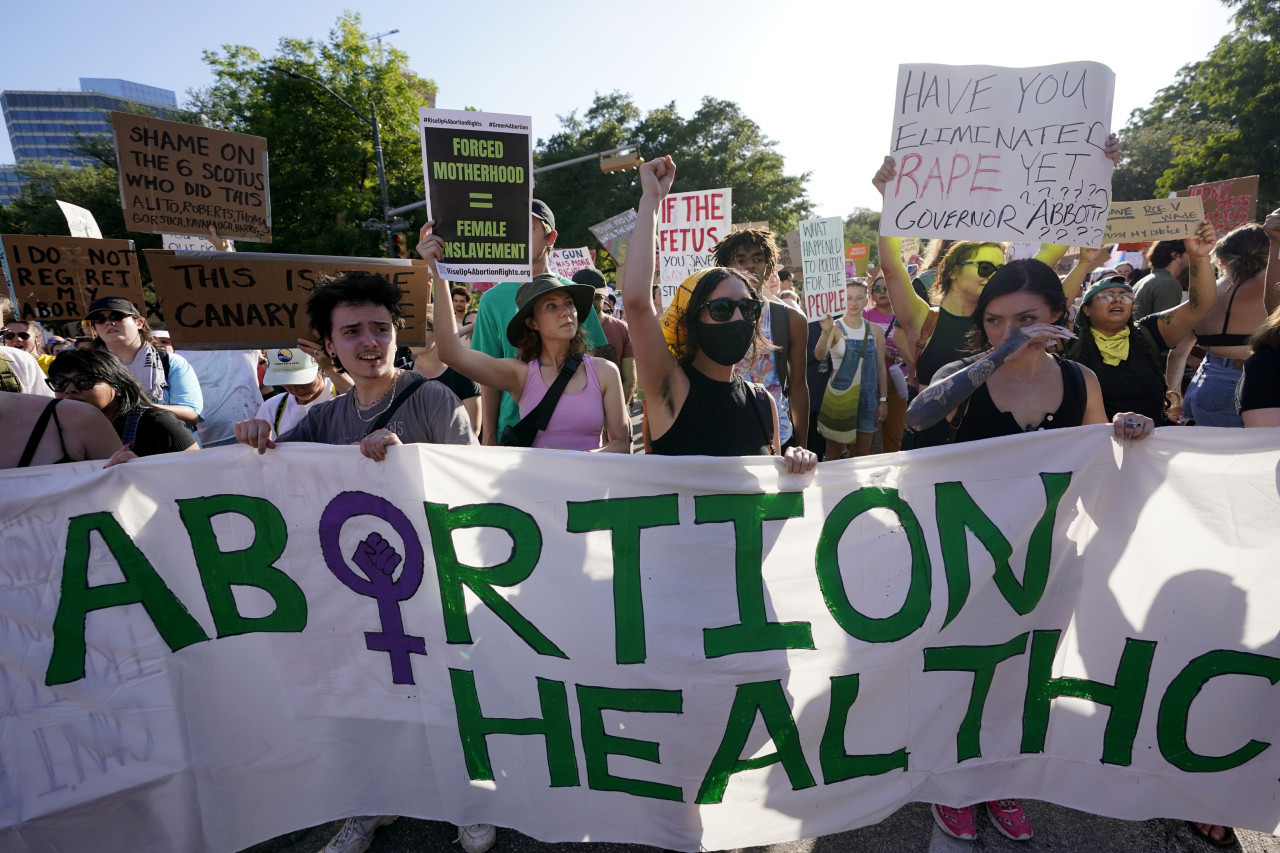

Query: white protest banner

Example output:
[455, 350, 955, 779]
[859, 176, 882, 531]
[419, 109, 533, 283]
[799, 217, 846, 319]
[56, 200, 102, 239]
[1104, 197, 1205, 243]
[658, 187, 731, 304]
[162, 232, 228, 252]
[2, 429, 1278, 853]
[883, 62, 1116, 247]
[548, 247, 592, 280]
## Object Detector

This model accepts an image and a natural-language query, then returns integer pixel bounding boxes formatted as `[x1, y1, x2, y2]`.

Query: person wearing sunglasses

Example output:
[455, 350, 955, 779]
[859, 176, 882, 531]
[620, 155, 816, 472]
[1062, 223, 1218, 423]
[47, 349, 197, 457]
[4, 318, 56, 375]
[81, 297, 203, 436]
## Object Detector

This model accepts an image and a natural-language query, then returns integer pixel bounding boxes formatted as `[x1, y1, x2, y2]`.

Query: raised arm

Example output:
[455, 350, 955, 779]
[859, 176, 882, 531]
[1153, 221, 1218, 347]
[417, 222, 526, 398]
[873, 156, 931, 338]
[1264, 208, 1280, 316]
[1062, 246, 1112, 301]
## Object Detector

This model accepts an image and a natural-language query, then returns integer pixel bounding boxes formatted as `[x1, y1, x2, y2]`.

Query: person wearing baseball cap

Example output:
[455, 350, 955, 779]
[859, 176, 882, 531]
[252, 347, 339, 440]
[463, 199, 609, 443]
[82, 296, 203, 435]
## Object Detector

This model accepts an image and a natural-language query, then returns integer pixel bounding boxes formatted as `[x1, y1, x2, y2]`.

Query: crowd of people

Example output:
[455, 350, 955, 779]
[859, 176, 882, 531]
[3, 154, 1279, 853]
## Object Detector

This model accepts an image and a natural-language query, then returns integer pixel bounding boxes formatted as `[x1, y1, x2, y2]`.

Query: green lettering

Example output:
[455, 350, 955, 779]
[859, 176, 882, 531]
[696, 680, 816, 804]
[924, 633, 1029, 761]
[577, 685, 684, 801]
[1157, 650, 1280, 772]
[819, 674, 909, 782]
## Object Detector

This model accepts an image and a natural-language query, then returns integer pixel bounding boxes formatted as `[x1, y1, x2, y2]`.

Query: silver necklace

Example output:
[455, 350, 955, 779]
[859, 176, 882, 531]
[352, 371, 399, 423]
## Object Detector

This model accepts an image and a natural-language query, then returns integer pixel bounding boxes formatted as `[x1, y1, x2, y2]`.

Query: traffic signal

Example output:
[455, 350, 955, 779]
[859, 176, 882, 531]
[393, 234, 408, 258]
[601, 152, 644, 174]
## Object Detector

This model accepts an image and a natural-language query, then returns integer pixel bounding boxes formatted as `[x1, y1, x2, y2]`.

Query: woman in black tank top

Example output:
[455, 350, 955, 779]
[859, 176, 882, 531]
[622, 155, 816, 472]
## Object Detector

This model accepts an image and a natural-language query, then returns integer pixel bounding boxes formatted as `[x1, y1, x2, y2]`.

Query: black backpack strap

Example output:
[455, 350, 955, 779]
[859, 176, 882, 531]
[273, 395, 289, 434]
[18, 399, 59, 468]
[158, 348, 171, 385]
[369, 375, 428, 434]
[748, 382, 776, 455]
[769, 302, 791, 392]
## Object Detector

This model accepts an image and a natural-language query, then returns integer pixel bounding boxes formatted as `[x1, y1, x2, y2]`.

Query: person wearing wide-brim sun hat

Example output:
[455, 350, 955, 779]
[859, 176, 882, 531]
[417, 225, 630, 453]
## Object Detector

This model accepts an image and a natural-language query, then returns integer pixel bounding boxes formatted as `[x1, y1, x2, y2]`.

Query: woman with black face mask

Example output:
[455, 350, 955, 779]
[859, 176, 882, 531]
[622, 155, 817, 472]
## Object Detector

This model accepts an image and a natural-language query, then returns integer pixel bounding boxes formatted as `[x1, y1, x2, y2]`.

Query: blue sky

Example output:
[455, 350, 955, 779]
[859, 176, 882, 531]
[1, 0, 1234, 216]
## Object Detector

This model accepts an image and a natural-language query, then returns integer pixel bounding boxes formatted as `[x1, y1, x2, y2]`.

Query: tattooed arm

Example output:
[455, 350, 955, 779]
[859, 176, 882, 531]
[905, 323, 1078, 431]
[1153, 220, 1217, 348]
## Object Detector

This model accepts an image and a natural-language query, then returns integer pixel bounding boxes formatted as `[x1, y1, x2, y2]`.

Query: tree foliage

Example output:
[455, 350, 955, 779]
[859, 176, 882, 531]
[533, 92, 812, 268]
[843, 208, 881, 265]
[189, 12, 438, 256]
[1117, 0, 1280, 213]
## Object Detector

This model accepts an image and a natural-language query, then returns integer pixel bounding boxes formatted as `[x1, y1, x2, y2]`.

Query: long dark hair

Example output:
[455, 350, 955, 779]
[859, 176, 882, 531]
[680, 267, 772, 366]
[1071, 302, 1168, 408]
[969, 259, 1068, 352]
[49, 348, 155, 418]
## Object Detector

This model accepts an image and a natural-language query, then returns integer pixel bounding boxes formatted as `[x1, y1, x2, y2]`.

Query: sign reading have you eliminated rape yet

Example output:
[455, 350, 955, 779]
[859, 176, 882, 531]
[1, 429, 1278, 853]
[882, 62, 1116, 247]
[419, 109, 533, 283]
[111, 112, 272, 242]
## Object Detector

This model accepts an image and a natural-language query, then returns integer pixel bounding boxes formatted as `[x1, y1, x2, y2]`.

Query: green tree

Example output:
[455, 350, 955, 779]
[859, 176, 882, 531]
[533, 92, 812, 270]
[843, 208, 881, 265]
[1112, 117, 1227, 202]
[1121, 0, 1280, 214]
[190, 12, 438, 256]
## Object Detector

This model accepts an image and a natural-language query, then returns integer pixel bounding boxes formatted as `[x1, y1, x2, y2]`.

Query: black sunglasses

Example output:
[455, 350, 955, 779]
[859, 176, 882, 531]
[87, 310, 130, 325]
[3, 331, 32, 341]
[46, 373, 101, 392]
[703, 298, 763, 323]
[959, 260, 1003, 278]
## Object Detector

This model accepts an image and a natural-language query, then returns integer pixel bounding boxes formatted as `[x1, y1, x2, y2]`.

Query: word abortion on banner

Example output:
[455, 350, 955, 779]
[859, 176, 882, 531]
[0, 234, 139, 321]
[56, 200, 103, 239]
[1180, 175, 1259, 235]
[548, 247, 592, 280]
[588, 209, 638, 264]
[0, 429, 1278, 853]
[145, 250, 430, 349]
[1103, 197, 1206, 243]
[111, 112, 271, 242]
[658, 187, 731, 303]
[882, 62, 1116, 247]
[419, 108, 533, 283]
[799, 217, 846, 319]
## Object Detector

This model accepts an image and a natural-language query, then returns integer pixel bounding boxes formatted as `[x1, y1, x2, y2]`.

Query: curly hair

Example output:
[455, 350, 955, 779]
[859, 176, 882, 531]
[306, 271, 406, 343]
[969, 259, 1068, 352]
[711, 228, 780, 276]
[1213, 224, 1270, 285]
[1145, 239, 1185, 270]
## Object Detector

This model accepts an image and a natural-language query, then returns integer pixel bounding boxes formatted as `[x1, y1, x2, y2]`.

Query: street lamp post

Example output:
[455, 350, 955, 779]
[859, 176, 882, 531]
[267, 64, 401, 257]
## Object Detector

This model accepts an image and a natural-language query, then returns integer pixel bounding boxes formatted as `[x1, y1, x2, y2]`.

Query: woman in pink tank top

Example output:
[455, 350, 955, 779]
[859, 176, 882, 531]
[418, 224, 629, 452]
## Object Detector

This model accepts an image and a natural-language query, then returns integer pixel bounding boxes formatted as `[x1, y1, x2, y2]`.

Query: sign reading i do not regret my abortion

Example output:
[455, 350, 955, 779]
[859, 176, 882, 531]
[419, 109, 533, 283]
[881, 62, 1116, 247]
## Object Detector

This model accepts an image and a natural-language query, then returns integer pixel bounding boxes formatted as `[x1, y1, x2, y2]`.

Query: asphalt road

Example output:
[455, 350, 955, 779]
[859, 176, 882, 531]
[242, 801, 1280, 853]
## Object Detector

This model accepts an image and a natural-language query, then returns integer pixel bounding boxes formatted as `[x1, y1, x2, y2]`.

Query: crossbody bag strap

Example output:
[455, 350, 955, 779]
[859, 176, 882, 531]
[913, 307, 940, 367]
[369, 375, 428, 434]
[528, 354, 584, 432]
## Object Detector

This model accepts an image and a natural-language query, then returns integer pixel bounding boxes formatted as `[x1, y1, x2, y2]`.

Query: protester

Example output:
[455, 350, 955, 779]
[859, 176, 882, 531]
[83, 296, 203, 435]
[0, 390, 131, 469]
[1184, 224, 1272, 427]
[252, 348, 341, 440]
[779, 289, 802, 313]
[179, 348, 264, 447]
[1064, 222, 1218, 422]
[622, 155, 816, 472]
[407, 305, 480, 434]
[813, 277, 887, 458]
[48, 349, 197, 457]
[1130, 240, 1190, 321]
[862, 272, 910, 451]
[419, 225, 628, 453]
[3, 318, 54, 374]
[1238, 306, 1280, 428]
[573, 267, 636, 405]
[712, 227, 810, 449]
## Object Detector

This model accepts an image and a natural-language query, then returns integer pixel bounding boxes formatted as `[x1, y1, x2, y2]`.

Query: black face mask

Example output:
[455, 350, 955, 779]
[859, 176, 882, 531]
[695, 319, 755, 366]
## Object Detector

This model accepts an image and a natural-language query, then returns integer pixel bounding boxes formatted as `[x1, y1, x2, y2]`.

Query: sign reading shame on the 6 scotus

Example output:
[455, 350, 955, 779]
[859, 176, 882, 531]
[419, 108, 533, 283]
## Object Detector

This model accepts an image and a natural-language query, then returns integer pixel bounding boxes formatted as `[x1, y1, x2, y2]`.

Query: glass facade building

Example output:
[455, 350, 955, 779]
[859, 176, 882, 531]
[0, 78, 180, 205]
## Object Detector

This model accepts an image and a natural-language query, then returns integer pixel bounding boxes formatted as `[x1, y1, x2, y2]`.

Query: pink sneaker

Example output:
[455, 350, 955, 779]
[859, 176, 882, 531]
[986, 799, 1033, 841]
[931, 803, 978, 840]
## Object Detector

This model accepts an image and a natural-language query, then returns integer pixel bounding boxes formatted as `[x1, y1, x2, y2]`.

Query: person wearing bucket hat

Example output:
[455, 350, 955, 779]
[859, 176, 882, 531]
[419, 224, 628, 452]
[82, 295, 204, 435]
[465, 200, 609, 444]
[1063, 221, 1218, 423]
[621, 155, 816, 472]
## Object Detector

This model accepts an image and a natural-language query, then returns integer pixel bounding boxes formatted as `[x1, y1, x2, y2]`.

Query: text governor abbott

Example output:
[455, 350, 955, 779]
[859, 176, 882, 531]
[425, 127, 531, 262]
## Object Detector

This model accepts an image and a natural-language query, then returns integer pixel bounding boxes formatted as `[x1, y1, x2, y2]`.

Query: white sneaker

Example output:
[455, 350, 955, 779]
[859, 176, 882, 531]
[320, 815, 397, 853]
[455, 823, 496, 853]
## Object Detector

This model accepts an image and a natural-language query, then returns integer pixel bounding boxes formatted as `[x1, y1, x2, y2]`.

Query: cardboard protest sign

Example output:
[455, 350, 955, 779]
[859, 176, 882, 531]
[1181, 175, 1259, 234]
[56, 200, 103, 239]
[900, 236, 920, 262]
[658, 187, 731, 303]
[845, 243, 869, 276]
[419, 108, 533, 283]
[111, 112, 271, 243]
[548, 247, 592, 280]
[2, 428, 1279, 853]
[799, 217, 846, 319]
[145, 250, 429, 349]
[1103, 197, 1205, 243]
[162, 233, 229, 252]
[0, 235, 140, 321]
[782, 228, 801, 279]
[883, 62, 1116, 247]
[588, 209, 638, 265]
